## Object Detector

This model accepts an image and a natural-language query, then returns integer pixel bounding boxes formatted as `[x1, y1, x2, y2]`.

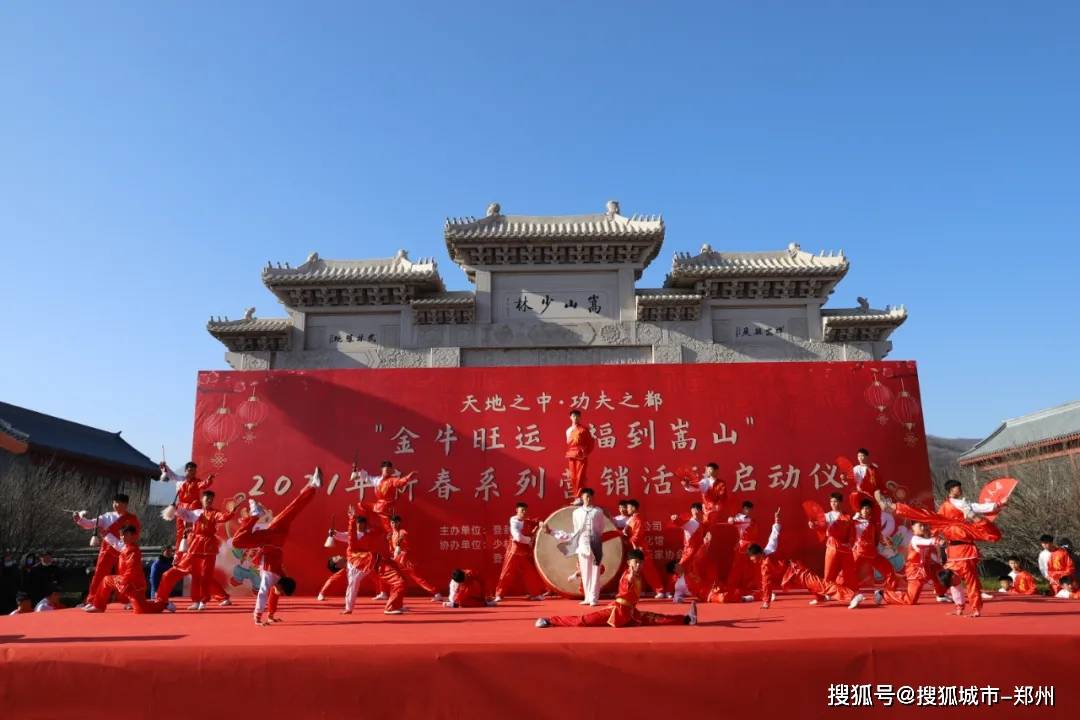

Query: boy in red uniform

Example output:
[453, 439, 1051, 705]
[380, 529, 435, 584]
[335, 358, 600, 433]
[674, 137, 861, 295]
[807, 492, 858, 603]
[317, 557, 347, 601]
[231, 469, 320, 625]
[536, 549, 698, 628]
[86, 526, 174, 614]
[1054, 577, 1080, 599]
[850, 499, 900, 591]
[336, 509, 407, 615]
[722, 501, 760, 601]
[1005, 557, 1038, 595]
[624, 499, 669, 598]
[73, 493, 141, 605]
[351, 460, 417, 531]
[388, 515, 443, 601]
[494, 502, 547, 602]
[565, 409, 595, 497]
[1046, 539, 1076, 595]
[445, 568, 495, 608]
[155, 491, 238, 610]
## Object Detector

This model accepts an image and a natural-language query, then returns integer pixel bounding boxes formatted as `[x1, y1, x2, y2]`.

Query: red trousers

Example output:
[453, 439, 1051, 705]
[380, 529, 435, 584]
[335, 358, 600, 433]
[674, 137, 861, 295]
[549, 604, 686, 627]
[847, 553, 897, 590]
[156, 554, 215, 603]
[88, 548, 120, 601]
[320, 569, 347, 597]
[567, 458, 588, 495]
[92, 576, 169, 613]
[495, 549, 546, 598]
[946, 558, 983, 613]
[725, 549, 760, 597]
[823, 546, 859, 595]
[396, 556, 439, 595]
[632, 544, 666, 594]
[373, 561, 406, 611]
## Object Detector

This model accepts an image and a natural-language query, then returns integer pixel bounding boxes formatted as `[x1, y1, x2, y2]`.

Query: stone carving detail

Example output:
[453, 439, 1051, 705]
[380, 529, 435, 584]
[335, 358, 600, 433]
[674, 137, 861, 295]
[599, 322, 631, 345]
[636, 323, 662, 344]
[486, 202, 501, 217]
[428, 347, 460, 367]
[652, 345, 683, 364]
[378, 348, 427, 368]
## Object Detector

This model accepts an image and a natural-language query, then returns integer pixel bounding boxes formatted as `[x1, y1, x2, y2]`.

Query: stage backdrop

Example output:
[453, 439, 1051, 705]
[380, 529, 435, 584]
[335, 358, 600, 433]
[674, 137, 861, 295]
[189, 361, 931, 595]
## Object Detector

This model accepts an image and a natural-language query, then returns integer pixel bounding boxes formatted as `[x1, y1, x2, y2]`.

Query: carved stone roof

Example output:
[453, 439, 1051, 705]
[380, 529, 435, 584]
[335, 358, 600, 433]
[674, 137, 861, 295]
[666, 243, 849, 285]
[410, 291, 476, 308]
[821, 306, 907, 342]
[262, 251, 444, 307]
[635, 289, 706, 305]
[263, 251, 443, 288]
[444, 202, 665, 279]
[207, 316, 292, 352]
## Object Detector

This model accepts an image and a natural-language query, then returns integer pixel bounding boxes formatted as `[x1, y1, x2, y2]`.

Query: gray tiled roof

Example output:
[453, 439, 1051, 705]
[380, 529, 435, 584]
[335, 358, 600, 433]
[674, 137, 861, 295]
[0, 401, 157, 474]
[206, 317, 292, 333]
[444, 212, 664, 241]
[410, 291, 476, 308]
[262, 251, 444, 289]
[959, 400, 1080, 465]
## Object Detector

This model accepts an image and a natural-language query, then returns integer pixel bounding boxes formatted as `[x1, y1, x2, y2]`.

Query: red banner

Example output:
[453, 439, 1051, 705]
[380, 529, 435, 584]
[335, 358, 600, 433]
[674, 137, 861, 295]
[190, 361, 931, 594]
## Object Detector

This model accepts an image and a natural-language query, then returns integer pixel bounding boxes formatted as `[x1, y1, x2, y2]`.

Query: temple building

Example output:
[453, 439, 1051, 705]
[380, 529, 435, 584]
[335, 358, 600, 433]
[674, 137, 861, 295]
[208, 201, 908, 369]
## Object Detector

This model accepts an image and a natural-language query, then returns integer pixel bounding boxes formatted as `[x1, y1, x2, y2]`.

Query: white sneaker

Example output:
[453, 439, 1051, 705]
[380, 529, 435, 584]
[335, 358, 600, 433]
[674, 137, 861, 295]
[83, 605, 100, 613]
[493, 596, 504, 603]
[384, 609, 404, 615]
[848, 593, 865, 609]
[317, 594, 325, 601]
[123, 603, 133, 611]
[310, 466, 323, 489]
[526, 594, 545, 601]
[535, 617, 550, 628]
[189, 602, 204, 612]
[578, 600, 591, 605]
[809, 599, 821, 605]
[936, 595, 952, 603]
[165, 602, 176, 613]
[654, 591, 666, 599]
[741, 595, 754, 602]
[588, 601, 598, 606]
[443, 601, 455, 608]
[770, 593, 777, 603]
[373, 592, 388, 601]
[432, 593, 443, 602]
[248, 498, 264, 517]
[688, 600, 698, 626]
[874, 590, 885, 605]
[219, 598, 232, 607]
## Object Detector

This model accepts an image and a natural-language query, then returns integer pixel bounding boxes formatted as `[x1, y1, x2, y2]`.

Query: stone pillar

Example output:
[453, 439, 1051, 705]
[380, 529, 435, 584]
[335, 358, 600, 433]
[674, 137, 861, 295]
[474, 270, 493, 324]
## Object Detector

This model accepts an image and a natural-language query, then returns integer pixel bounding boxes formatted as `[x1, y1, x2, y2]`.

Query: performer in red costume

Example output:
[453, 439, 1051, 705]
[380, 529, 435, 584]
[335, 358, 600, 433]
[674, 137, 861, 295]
[624, 499, 669, 598]
[850, 499, 900, 591]
[669, 503, 709, 602]
[155, 490, 238, 610]
[841, 448, 882, 505]
[160, 461, 232, 606]
[445, 568, 494, 608]
[806, 492, 859, 603]
[720, 500, 760, 602]
[231, 468, 321, 625]
[938, 479, 1003, 521]
[875, 520, 947, 605]
[388, 515, 443, 601]
[565, 409, 595, 497]
[681, 462, 727, 522]
[317, 558, 347, 601]
[85, 525, 175, 614]
[1005, 557, 1038, 595]
[1045, 540, 1076, 595]
[536, 549, 698, 628]
[890, 501, 1001, 617]
[336, 509, 407, 615]
[72, 493, 141, 606]
[351, 460, 417, 531]
[494, 502, 547, 602]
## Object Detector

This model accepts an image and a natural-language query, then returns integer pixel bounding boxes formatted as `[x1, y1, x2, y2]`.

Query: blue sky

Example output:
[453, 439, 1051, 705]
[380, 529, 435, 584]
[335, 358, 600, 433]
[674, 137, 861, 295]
[2, 1, 1077, 462]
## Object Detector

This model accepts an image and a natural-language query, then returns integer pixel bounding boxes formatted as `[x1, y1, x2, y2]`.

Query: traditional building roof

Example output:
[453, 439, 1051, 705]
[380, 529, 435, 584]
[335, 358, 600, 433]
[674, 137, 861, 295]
[0, 417, 29, 455]
[635, 289, 705, 321]
[207, 312, 293, 352]
[821, 305, 908, 342]
[444, 201, 665, 279]
[0, 401, 157, 474]
[665, 243, 849, 299]
[411, 291, 476, 325]
[262, 251, 445, 307]
[959, 400, 1080, 466]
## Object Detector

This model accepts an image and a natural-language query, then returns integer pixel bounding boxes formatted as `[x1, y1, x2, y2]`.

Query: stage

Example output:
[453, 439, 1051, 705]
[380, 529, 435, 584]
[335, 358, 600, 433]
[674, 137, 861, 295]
[2, 593, 1076, 719]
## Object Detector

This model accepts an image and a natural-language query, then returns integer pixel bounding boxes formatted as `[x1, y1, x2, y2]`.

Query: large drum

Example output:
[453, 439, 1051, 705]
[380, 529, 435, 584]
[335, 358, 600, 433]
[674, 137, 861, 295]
[534, 506, 624, 598]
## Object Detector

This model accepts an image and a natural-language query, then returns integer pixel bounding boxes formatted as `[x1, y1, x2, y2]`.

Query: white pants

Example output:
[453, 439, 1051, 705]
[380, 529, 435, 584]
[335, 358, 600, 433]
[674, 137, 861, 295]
[256, 570, 280, 614]
[673, 576, 689, 603]
[578, 553, 600, 603]
[344, 564, 370, 611]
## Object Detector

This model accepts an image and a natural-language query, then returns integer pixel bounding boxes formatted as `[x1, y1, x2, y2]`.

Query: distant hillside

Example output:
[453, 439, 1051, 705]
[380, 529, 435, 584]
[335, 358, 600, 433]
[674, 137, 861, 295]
[926, 435, 980, 497]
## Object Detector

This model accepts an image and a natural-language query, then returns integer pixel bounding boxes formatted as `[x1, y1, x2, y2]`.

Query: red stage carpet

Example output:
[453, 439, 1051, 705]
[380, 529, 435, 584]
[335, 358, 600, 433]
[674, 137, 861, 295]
[2, 593, 1077, 719]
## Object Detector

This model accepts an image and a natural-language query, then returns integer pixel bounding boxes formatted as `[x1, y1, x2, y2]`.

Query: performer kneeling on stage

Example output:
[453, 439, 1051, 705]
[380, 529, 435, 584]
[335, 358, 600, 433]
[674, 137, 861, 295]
[445, 568, 495, 608]
[535, 549, 698, 628]
[86, 526, 175, 614]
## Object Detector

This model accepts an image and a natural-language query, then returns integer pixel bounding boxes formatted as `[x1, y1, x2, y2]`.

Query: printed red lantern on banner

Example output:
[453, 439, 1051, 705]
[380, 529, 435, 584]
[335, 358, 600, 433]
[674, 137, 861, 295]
[864, 371, 893, 425]
[237, 386, 270, 441]
[892, 381, 922, 446]
[201, 397, 241, 466]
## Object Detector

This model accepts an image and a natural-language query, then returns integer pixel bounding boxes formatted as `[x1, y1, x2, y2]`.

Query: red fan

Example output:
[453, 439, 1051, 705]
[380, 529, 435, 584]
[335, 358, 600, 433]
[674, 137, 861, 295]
[979, 477, 1018, 521]
[802, 500, 827, 543]
[673, 464, 699, 485]
[835, 455, 855, 481]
